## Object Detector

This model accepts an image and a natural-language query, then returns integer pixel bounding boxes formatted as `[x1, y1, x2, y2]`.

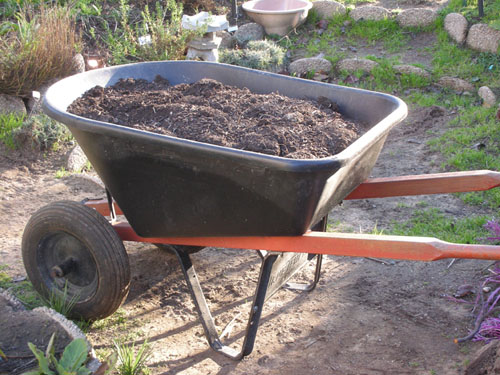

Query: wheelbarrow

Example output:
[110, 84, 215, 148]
[22, 61, 500, 360]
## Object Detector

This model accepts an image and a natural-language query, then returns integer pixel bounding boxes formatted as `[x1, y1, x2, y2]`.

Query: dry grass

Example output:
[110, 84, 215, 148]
[0, 6, 81, 97]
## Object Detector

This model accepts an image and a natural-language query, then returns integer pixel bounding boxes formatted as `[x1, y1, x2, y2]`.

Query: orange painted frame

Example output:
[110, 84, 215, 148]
[85, 170, 500, 262]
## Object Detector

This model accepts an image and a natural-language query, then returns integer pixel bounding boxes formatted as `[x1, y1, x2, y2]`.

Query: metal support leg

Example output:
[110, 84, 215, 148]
[284, 216, 326, 292]
[173, 248, 279, 359]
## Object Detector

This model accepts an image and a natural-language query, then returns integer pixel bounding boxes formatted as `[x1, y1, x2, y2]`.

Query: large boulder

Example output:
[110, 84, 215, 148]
[0, 94, 26, 116]
[312, 1, 346, 19]
[337, 58, 379, 73]
[289, 57, 332, 76]
[466, 23, 500, 54]
[444, 13, 468, 44]
[350, 6, 391, 21]
[234, 23, 264, 45]
[397, 8, 437, 28]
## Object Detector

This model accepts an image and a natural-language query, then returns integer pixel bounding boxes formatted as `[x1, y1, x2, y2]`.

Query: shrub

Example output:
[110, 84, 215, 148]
[0, 5, 81, 97]
[13, 114, 73, 151]
[103, 0, 201, 65]
[220, 40, 287, 72]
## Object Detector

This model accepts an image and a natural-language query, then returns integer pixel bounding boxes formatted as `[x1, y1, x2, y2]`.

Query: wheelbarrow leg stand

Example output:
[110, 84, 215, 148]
[172, 217, 326, 359]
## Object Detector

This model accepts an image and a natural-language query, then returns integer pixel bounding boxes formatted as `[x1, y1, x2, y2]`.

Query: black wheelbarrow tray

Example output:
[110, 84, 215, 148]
[22, 61, 500, 360]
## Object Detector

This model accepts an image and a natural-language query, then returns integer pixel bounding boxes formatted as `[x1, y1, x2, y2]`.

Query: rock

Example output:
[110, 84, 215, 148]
[72, 53, 85, 74]
[312, 1, 346, 19]
[350, 6, 391, 21]
[234, 23, 264, 45]
[393, 64, 430, 79]
[464, 340, 500, 375]
[26, 78, 60, 114]
[0, 94, 27, 116]
[466, 23, 500, 54]
[337, 58, 379, 73]
[438, 76, 474, 93]
[67, 144, 88, 172]
[478, 86, 497, 108]
[217, 30, 235, 49]
[444, 13, 468, 44]
[397, 8, 437, 28]
[289, 57, 332, 76]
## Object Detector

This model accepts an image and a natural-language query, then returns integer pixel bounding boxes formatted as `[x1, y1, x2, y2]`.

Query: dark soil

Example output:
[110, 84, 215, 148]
[68, 77, 365, 159]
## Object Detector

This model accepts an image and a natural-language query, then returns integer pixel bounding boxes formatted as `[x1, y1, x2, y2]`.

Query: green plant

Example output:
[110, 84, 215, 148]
[0, 112, 24, 148]
[55, 167, 71, 179]
[0, 267, 44, 309]
[19, 114, 73, 151]
[25, 334, 91, 375]
[114, 340, 151, 375]
[44, 282, 78, 317]
[391, 208, 492, 244]
[103, 0, 200, 65]
[429, 106, 500, 208]
[0, 5, 81, 97]
[220, 40, 286, 72]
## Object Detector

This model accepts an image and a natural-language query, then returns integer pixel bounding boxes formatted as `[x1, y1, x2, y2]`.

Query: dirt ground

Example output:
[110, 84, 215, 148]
[1, 102, 497, 374]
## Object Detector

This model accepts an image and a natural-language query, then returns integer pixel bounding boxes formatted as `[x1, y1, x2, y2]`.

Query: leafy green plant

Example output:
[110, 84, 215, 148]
[26, 334, 90, 375]
[0, 5, 81, 97]
[114, 340, 151, 375]
[0, 112, 24, 149]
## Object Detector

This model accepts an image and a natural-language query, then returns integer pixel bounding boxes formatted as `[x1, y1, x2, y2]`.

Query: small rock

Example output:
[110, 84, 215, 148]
[337, 58, 379, 73]
[312, 0, 346, 19]
[67, 144, 88, 172]
[350, 6, 391, 21]
[437, 76, 474, 93]
[466, 23, 500, 54]
[444, 13, 468, 44]
[397, 8, 437, 28]
[289, 57, 332, 76]
[26, 78, 60, 114]
[234, 23, 264, 45]
[393, 64, 430, 79]
[478, 86, 497, 108]
[217, 30, 235, 49]
[72, 53, 85, 74]
[0, 94, 27, 116]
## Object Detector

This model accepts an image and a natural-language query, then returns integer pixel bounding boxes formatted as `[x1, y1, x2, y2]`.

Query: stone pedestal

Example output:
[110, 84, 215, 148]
[186, 32, 222, 62]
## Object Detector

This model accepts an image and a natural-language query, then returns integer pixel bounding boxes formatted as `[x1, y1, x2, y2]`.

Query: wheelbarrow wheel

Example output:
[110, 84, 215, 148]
[22, 200, 130, 321]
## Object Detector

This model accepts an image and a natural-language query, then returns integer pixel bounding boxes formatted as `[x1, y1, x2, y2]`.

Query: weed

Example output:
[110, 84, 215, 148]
[43, 282, 78, 317]
[55, 167, 70, 179]
[92, 308, 129, 330]
[348, 19, 409, 52]
[114, 339, 152, 375]
[0, 112, 24, 149]
[0, 5, 81, 97]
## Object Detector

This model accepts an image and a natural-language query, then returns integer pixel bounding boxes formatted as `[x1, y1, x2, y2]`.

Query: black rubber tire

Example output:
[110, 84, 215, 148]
[22, 201, 130, 321]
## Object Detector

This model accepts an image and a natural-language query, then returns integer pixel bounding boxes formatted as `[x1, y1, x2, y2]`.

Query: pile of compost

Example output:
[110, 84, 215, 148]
[68, 77, 365, 159]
